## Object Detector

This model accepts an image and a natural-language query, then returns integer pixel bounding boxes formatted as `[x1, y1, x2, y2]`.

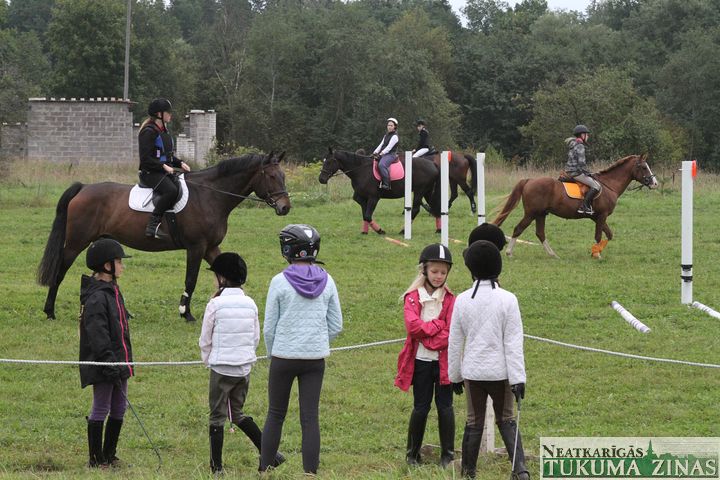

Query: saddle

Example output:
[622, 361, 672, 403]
[558, 172, 602, 200]
[129, 174, 189, 213]
[372, 157, 405, 182]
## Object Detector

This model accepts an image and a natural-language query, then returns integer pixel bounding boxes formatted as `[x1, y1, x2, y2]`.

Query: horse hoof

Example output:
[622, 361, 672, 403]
[435, 229, 441, 234]
[361, 231, 368, 235]
[182, 313, 196, 323]
[376, 229, 386, 235]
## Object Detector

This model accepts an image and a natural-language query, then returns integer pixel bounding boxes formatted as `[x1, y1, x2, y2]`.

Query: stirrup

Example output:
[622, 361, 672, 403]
[379, 181, 391, 190]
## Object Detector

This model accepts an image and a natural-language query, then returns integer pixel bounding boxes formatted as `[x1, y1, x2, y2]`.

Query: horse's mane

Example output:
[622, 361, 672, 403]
[212, 153, 268, 177]
[596, 155, 639, 175]
[337, 149, 371, 162]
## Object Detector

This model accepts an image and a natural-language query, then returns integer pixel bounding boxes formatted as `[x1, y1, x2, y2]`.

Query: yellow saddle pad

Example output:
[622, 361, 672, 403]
[561, 182, 584, 199]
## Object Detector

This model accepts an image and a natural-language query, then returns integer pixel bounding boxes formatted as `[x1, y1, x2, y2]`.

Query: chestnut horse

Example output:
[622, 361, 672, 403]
[493, 154, 657, 258]
[318, 148, 439, 234]
[422, 151, 478, 213]
[38, 153, 291, 322]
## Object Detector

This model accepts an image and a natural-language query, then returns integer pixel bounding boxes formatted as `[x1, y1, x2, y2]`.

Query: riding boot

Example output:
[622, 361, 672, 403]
[578, 188, 598, 214]
[209, 425, 224, 474]
[498, 420, 530, 480]
[438, 406, 455, 468]
[87, 418, 105, 468]
[460, 424, 483, 479]
[380, 177, 391, 190]
[234, 416, 285, 468]
[102, 417, 123, 467]
[405, 409, 428, 465]
[145, 213, 164, 238]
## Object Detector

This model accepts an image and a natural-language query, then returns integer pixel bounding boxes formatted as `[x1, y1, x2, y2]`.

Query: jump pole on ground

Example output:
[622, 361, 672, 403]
[440, 151, 449, 247]
[476, 152, 486, 225]
[403, 151, 413, 240]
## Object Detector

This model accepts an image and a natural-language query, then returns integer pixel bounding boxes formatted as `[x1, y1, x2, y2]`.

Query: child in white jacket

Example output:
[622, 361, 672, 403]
[448, 240, 529, 480]
[199, 252, 284, 474]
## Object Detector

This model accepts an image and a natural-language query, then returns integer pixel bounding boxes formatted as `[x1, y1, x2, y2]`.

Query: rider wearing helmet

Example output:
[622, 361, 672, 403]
[395, 243, 457, 468]
[138, 98, 191, 239]
[260, 224, 343, 474]
[565, 124, 600, 215]
[449, 240, 528, 480]
[79, 238, 133, 468]
[372, 117, 400, 190]
[412, 119, 432, 158]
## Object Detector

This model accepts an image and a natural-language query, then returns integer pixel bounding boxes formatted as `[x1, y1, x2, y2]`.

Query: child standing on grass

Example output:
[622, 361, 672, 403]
[199, 252, 285, 474]
[260, 224, 343, 475]
[395, 243, 457, 468]
[79, 238, 133, 468]
[448, 240, 528, 480]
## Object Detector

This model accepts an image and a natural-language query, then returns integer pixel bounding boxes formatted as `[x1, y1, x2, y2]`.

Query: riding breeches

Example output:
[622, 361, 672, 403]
[413, 148, 429, 158]
[378, 154, 398, 182]
[139, 171, 179, 215]
[572, 173, 601, 191]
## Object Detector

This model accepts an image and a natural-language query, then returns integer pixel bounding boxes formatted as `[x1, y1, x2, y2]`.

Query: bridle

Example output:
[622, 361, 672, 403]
[635, 160, 656, 188]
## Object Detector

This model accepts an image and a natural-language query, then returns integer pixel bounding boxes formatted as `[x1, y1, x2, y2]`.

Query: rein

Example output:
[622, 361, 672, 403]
[321, 153, 374, 179]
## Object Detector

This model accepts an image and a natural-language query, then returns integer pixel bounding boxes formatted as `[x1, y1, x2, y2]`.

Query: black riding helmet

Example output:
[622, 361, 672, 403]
[464, 240, 501, 296]
[573, 124, 590, 136]
[148, 98, 172, 117]
[415, 119, 426, 126]
[419, 243, 453, 267]
[467, 222, 506, 251]
[86, 238, 131, 275]
[279, 224, 321, 263]
[208, 252, 247, 285]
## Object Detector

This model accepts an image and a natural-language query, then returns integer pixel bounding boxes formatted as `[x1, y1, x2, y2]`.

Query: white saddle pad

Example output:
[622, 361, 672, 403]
[128, 174, 189, 213]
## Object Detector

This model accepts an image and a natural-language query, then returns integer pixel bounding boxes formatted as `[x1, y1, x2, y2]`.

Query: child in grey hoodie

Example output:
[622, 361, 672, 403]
[260, 224, 343, 474]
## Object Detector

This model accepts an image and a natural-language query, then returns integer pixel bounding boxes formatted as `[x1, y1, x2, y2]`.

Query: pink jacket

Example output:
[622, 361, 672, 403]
[394, 287, 455, 392]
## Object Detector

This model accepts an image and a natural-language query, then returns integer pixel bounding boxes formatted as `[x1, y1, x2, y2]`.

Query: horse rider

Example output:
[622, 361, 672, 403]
[138, 98, 191, 239]
[565, 124, 600, 215]
[412, 119, 432, 158]
[372, 117, 400, 190]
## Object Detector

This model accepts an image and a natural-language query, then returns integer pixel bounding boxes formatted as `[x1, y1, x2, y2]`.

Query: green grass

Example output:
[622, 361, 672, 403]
[1, 160, 719, 479]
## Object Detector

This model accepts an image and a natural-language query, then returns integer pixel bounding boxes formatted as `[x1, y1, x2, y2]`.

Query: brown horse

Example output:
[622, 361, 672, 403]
[493, 154, 657, 258]
[423, 151, 478, 214]
[38, 153, 291, 321]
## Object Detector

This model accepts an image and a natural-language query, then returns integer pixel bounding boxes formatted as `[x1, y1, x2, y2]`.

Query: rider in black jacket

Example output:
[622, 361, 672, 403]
[138, 98, 191, 238]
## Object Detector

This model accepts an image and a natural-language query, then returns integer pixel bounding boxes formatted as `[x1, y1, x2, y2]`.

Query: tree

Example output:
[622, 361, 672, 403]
[46, 0, 126, 97]
[522, 67, 687, 168]
[0, 28, 50, 123]
[7, 0, 54, 35]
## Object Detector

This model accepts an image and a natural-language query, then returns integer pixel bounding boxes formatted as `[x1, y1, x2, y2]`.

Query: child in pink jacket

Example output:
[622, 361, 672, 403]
[395, 243, 456, 468]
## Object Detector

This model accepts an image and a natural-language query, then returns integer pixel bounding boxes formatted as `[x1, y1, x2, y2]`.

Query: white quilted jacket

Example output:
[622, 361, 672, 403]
[448, 280, 526, 385]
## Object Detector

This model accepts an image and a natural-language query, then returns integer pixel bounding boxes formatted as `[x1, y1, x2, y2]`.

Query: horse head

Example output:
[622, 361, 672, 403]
[256, 151, 291, 215]
[632, 154, 658, 189]
[318, 147, 340, 184]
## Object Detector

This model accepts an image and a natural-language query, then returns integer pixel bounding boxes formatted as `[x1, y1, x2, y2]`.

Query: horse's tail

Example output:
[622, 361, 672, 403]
[37, 182, 83, 286]
[464, 153, 477, 194]
[492, 179, 528, 227]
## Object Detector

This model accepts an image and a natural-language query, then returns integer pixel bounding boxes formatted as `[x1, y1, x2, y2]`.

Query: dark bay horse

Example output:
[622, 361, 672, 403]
[492, 154, 657, 258]
[422, 151, 478, 213]
[38, 153, 291, 321]
[318, 148, 439, 234]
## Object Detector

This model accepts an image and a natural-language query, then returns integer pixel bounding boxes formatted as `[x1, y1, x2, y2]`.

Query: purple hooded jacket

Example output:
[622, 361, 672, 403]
[282, 264, 328, 299]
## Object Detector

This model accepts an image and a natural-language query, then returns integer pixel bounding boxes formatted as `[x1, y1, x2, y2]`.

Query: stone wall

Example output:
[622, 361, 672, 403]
[26, 98, 134, 163]
[175, 110, 216, 166]
[0, 123, 27, 160]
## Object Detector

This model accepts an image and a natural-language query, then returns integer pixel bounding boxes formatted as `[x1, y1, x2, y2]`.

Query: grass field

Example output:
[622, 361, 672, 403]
[1, 159, 719, 479]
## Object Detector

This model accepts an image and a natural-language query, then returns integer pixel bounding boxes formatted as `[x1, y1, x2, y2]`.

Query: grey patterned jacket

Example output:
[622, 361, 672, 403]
[565, 137, 589, 175]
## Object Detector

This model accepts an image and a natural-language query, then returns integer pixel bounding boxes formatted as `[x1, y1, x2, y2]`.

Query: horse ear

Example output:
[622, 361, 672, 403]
[278, 151, 286, 162]
[327, 147, 333, 155]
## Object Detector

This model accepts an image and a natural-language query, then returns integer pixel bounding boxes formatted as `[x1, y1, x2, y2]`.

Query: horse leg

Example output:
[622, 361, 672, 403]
[448, 182, 458, 209]
[506, 214, 535, 257]
[43, 248, 82, 319]
[535, 215, 559, 258]
[353, 192, 371, 234]
[180, 246, 205, 322]
[459, 181, 476, 214]
[591, 216, 611, 259]
[365, 197, 385, 235]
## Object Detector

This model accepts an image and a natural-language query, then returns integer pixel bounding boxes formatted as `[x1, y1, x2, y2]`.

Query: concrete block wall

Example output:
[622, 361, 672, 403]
[0, 123, 27, 159]
[187, 110, 216, 166]
[26, 98, 134, 163]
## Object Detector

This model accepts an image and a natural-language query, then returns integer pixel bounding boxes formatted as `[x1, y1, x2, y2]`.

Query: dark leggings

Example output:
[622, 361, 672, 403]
[260, 357, 325, 473]
[139, 171, 179, 215]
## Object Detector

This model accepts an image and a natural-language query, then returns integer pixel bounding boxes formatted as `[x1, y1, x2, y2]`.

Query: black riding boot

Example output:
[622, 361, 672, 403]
[498, 420, 530, 480]
[380, 178, 391, 190]
[102, 417, 123, 467]
[234, 416, 285, 468]
[145, 213, 163, 238]
[405, 409, 428, 465]
[438, 406, 455, 468]
[579, 188, 598, 214]
[209, 425, 224, 474]
[87, 418, 105, 468]
[460, 424, 483, 479]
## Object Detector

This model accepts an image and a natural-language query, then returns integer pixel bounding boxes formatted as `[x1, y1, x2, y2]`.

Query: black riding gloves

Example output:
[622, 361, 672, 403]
[511, 383, 525, 401]
[452, 382, 464, 395]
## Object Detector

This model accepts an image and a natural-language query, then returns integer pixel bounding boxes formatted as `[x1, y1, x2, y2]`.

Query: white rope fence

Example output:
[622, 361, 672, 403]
[1, 334, 718, 369]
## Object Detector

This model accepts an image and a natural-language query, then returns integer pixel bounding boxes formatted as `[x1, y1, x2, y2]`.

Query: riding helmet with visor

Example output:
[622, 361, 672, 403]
[279, 224, 321, 263]
[573, 124, 590, 136]
[86, 238, 131, 275]
[208, 252, 247, 285]
[148, 98, 172, 117]
[387, 117, 398, 127]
